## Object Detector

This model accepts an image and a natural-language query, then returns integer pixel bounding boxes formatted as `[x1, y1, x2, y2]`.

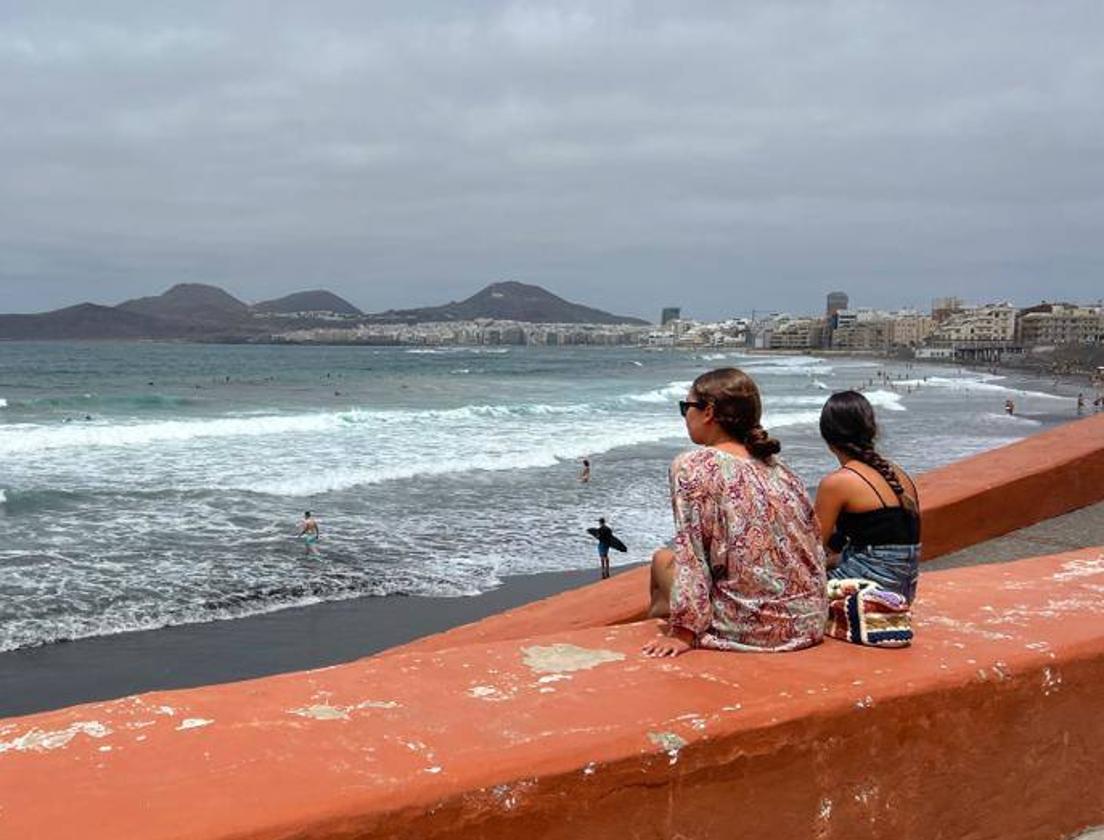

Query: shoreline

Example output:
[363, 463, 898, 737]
[0, 562, 643, 719]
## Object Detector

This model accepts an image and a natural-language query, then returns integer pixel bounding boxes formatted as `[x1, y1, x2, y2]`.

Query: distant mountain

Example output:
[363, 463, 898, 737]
[367, 281, 649, 325]
[118, 283, 251, 326]
[0, 280, 648, 341]
[0, 303, 169, 340]
[253, 290, 362, 316]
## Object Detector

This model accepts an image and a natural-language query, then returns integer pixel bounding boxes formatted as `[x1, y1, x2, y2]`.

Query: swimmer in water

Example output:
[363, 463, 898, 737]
[297, 511, 320, 556]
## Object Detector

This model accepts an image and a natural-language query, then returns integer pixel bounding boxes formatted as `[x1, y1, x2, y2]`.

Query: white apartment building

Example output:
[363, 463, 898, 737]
[768, 316, 825, 350]
[1017, 304, 1104, 345]
[930, 303, 1017, 343]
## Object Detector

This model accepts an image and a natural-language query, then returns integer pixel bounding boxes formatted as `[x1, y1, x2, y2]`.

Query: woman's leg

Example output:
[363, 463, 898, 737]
[649, 547, 676, 618]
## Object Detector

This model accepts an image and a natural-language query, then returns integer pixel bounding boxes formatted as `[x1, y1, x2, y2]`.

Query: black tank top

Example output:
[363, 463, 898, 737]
[829, 466, 921, 550]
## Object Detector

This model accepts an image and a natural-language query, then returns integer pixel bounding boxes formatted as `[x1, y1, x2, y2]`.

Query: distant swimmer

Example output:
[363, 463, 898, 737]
[580, 459, 591, 483]
[297, 511, 320, 556]
[1077, 393, 1085, 414]
[1005, 398, 1015, 416]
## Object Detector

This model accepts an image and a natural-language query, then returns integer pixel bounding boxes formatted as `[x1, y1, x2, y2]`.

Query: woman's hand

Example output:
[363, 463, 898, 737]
[642, 626, 695, 657]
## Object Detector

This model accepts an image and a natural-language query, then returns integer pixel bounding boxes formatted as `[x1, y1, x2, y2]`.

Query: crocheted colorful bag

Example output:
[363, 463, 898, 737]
[825, 578, 912, 648]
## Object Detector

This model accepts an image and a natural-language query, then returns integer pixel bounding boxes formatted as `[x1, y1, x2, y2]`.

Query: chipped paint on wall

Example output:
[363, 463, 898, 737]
[521, 643, 626, 675]
[0, 721, 111, 754]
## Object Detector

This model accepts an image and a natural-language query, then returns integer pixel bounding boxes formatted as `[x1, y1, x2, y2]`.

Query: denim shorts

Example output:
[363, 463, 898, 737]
[828, 543, 920, 603]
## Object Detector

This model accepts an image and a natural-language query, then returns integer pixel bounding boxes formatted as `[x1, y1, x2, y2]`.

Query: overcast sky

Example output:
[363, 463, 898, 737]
[1, 2, 1101, 320]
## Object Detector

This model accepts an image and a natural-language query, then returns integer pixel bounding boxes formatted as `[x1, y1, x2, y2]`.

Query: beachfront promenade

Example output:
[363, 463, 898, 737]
[2, 415, 1104, 839]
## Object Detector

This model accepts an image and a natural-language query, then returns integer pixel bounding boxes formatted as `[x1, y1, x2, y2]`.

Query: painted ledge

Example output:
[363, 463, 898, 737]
[2, 550, 1104, 838]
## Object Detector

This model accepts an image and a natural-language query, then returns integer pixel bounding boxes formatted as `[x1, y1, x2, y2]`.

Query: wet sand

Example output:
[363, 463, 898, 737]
[0, 563, 643, 719]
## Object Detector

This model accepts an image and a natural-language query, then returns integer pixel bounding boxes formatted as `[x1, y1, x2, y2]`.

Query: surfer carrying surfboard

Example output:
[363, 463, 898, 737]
[587, 517, 626, 579]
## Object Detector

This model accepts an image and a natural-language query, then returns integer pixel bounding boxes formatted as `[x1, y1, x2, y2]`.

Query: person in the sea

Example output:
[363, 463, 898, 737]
[297, 511, 320, 556]
[580, 459, 591, 483]
[642, 368, 827, 658]
[595, 517, 613, 579]
[814, 391, 921, 603]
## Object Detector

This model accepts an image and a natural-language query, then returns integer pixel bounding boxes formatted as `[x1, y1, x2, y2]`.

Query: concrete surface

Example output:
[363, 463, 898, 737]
[927, 501, 1104, 571]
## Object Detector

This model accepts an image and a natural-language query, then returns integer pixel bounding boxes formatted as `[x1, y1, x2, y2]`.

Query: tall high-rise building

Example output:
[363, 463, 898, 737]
[661, 307, 681, 326]
[826, 292, 849, 320]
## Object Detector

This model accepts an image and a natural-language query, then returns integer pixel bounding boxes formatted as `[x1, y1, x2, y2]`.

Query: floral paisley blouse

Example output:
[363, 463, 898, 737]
[668, 448, 827, 652]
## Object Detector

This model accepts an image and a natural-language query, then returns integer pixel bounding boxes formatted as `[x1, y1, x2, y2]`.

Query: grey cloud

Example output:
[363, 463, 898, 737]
[1, 1, 1102, 318]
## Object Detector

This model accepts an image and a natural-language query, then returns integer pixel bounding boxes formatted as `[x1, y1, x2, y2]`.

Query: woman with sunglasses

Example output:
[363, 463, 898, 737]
[643, 368, 827, 657]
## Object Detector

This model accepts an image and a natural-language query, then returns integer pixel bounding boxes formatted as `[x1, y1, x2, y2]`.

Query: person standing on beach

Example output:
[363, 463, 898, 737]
[297, 511, 320, 556]
[595, 517, 613, 579]
[580, 459, 591, 483]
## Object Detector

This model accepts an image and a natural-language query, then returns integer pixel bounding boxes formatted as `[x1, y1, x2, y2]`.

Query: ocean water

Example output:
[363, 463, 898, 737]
[0, 342, 1078, 652]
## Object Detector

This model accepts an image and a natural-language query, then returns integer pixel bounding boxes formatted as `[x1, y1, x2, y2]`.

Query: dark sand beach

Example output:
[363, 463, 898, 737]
[0, 563, 642, 719]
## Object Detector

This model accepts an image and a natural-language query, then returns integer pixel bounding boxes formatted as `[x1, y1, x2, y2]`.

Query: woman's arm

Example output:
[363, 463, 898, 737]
[814, 471, 848, 550]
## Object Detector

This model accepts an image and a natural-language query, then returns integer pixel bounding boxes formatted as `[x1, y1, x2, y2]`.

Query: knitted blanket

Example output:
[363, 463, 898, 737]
[825, 578, 913, 648]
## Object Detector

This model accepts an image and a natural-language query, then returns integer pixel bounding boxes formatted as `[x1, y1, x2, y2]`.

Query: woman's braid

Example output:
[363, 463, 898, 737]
[838, 441, 915, 511]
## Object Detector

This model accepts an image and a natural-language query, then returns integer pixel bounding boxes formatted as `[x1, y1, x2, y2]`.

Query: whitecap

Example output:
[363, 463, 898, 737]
[624, 381, 692, 404]
[982, 412, 1042, 426]
[894, 375, 1068, 401]
[863, 389, 907, 412]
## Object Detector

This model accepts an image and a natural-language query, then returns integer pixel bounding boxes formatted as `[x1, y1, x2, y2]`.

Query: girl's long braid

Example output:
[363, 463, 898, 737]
[838, 440, 917, 512]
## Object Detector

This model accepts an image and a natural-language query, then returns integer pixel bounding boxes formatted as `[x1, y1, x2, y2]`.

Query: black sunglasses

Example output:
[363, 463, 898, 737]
[679, 400, 707, 418]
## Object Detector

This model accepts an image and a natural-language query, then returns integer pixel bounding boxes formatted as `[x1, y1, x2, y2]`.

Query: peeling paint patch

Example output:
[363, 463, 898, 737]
[536, 674, 572, 684]
[467, 685, 514, 702]
[923, 614, 1014, 640]
[521, 643, 626, 675]
[0, 721, 112, 754]
[1053, 555, 1104, 582]
[289, 699, 399, 720]
[290, 704, 350, 721]
[814, 795, 834, 839]
[490, 780, 535, 812]
[648, 730, 688, 764]
[425, 766, 443, 774]
[1043, 666, 1062, 696]
[648, 731, 687, 751]
[176, 718, 213, 731]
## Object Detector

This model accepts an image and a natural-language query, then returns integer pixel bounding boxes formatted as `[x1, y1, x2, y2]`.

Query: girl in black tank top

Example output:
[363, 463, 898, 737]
[814, 391, 921, 603]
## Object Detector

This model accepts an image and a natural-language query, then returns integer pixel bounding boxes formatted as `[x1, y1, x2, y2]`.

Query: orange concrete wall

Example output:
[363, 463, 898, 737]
[915, 411, 1104, 558]
[3, 548, 1104, 839]
[394, 412, 1104, 657]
